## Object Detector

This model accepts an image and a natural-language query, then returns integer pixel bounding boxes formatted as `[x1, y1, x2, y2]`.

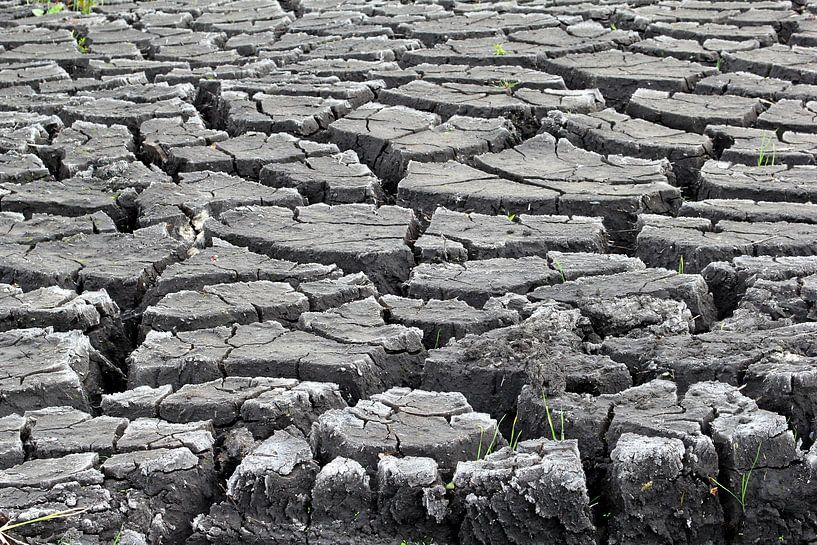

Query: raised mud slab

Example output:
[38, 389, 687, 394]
[5, 1, 817, 544]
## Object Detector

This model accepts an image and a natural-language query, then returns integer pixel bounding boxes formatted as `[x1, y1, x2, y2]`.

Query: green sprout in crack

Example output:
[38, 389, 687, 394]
[433, 329, 442, 349]
[553, 259, 567, 283]
[508, 412, 522, 450]
[495, 79, 519, 95]
[505, 210, 519, 223]
[73, 0, 97, 15]
[0, 508, 87, 545]
[76, 35, 89, 54]
[677, 255, 685, 275]
[493, 43, 507, 56]
[475, 414, 505, 460]
[31, 2, 64, 15]
[610, 23, 618, 30]
[709, 443, 762, 513]
[757, 133, 777, 167]
[716, 57, 722, 71]
[542, 391, 565, 442]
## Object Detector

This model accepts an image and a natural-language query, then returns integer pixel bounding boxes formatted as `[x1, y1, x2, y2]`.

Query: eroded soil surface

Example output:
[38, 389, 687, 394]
[0, 0, 816, 544]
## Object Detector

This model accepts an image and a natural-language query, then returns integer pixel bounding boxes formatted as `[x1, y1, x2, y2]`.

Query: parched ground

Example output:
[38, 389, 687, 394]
[1, 0, 817, 544]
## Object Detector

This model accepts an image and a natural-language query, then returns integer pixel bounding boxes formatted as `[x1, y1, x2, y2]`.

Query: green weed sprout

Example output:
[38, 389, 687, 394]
[493, 43, 507, 56]
[677, 255, 685, 275]
[0, 508, 87, 545]
[709, 443, 762, 513]
[495, 79, 519, 94]
[31, 2, 64, 15]
[509, 412, 522, 450]
[476, 415, 505, 460]
[757, 134, 777, 167]
[542, 392, 565, 441]
[553, 260, 566, 283]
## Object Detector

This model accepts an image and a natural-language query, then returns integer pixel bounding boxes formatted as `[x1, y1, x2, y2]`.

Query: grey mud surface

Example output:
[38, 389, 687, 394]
[1, 0, 817, 544]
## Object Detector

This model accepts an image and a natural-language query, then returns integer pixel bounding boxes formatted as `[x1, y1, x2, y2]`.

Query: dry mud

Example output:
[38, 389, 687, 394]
[0, 0, 816, 543]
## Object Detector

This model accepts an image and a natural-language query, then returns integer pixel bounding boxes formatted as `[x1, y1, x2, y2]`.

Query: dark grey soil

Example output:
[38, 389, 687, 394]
[2, 2, 817, 545]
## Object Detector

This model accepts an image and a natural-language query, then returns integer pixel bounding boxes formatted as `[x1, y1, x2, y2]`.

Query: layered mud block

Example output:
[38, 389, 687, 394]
[414, 207, 607, 262]
[204, 204, 418, 293]
[132, 308, 423, 398]
[635, 214, 817, 275]
[471, 134, 681, 248]
[542, 109, 713, 187]
[377, 80, 604, 129]
[474, 133, 674, 186]
[530, 267, 716, 333]
[699, 385, 816, 543]
[23, 406, 127, 459]
[216, 91, 352, 137]
[379, 294, 519, 348]
[701, 254, 817, 314]
[628, 35, 733, 64]
[0, 211, 116, 244]
[141, 280, 311, 333]
[697, 161, 817, 202]
[423, 304, 631, 416]
[601, 322, 817, 391]
[705, 124, 817, 166]
[139, 116, 228, 166]
[756, 98, 817, 133]
[158, 377, 347, 436]
[0, 177, 132, 229]
[310, 387, 500, 474]
[0, 415, 24, 469]
[454, 439, 596, 545]
[61, 97, 198, 131]
[0, 60, 69, 90]
[607, 434, 721, 543]
[77, 82, 197, 104]
[259, 150, 385, 205]
[402, 12, 569, 46]
[102, 385, 173, 420]
[717, 272, 817, 331]
[397, 160, 560, 216]
[135, 170, 303, 229]
[78, 160, 171, 192]
[328, 103, 517, 184]
[190, 430, 318, 544]
[680, 198, 817, 225]
[301, 36, 423, 61]
[539, 50, 717, 108]
[0, 454, 125, 543]
[39, 121, 135, 178]
[0, 152, 50, 184]
[0, 284, 128, 364]
[146, 242, 341, 306]
[205, 77, 380, 110]
[281, 58, 401, 81]
[102, 446, 218, 543]
[507, 21, 640, 57]
[645, 21, 778, 47]
[298, 297, 427, 388]
[405, 63, 567, 90]
[0, 329, 106, 417]
[166, 131, 338, 178]
[694, 71, 793, 100]
[742, 352, 817, 442]
[0, 225, 189, 310]
[626, 89, 765, 134]
[406, 257, 560, 307]
[722, 44, 817, 84]
[400, 37, 548, 68]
